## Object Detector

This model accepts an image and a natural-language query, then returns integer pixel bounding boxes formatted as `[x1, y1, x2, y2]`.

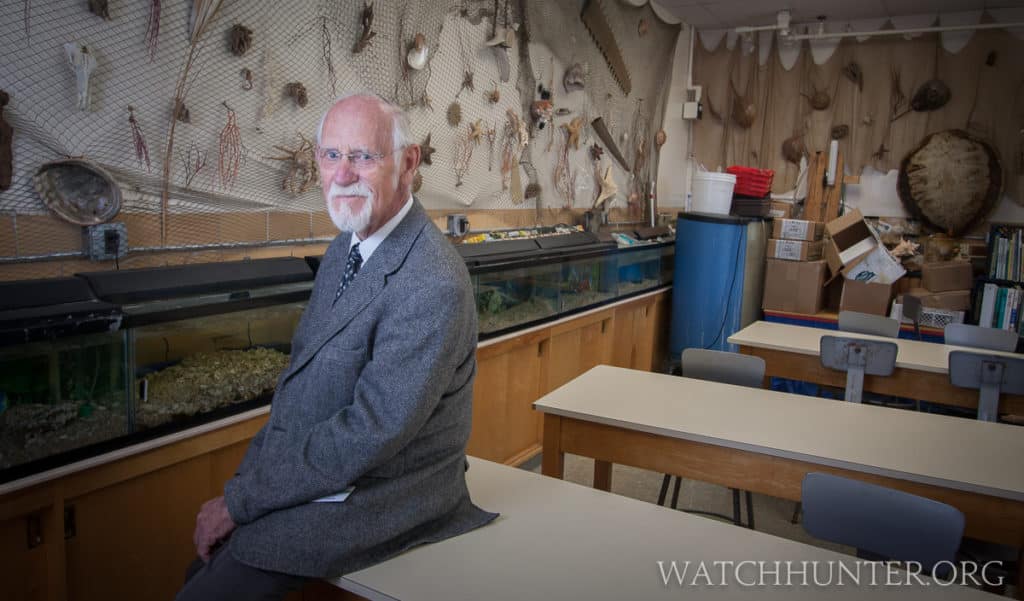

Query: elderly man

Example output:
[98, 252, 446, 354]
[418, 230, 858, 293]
[176, 92, 495, 600]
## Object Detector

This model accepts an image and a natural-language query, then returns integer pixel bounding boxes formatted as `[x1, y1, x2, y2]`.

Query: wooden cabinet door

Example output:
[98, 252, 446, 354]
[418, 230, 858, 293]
[546, 310, 615, 394]
[468, 331, 548, 465]
[611, 297, 657, 370]
[0, 508, 59, 601]
[63, 440, 249, 601]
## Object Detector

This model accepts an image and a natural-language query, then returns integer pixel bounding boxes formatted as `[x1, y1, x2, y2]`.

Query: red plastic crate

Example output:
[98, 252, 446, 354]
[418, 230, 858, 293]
[727, 166, 774, 198]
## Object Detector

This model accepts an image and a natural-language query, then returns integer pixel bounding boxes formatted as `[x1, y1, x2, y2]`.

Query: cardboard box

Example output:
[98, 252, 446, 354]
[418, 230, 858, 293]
[767, 239, 822, 261]
[844, 245, 906, 285]
[771, 218, 823, 241]
[840, 279, 894, 316]
[921, 260, 972, 292]
[824, 209, 877, 278]
[762, 259, 827, 315]
[899, 287, 972, 311]
[769, 201, 793, 219]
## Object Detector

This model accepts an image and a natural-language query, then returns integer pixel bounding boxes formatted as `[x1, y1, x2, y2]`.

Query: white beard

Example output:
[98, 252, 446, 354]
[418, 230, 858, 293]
[327, 182, 374, 233]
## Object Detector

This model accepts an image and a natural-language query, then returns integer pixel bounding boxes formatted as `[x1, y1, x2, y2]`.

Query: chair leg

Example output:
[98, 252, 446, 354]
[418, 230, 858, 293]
[745, 490, 754, 530]
[790, 501, 802, 524]
[731, 489, 741, 526]
[670, 477, 682, 509]
[657, 474, 671, 506]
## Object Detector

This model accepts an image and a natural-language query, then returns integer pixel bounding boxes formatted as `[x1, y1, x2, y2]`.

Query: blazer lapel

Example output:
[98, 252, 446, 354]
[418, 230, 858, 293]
[283, 201, 431, 383]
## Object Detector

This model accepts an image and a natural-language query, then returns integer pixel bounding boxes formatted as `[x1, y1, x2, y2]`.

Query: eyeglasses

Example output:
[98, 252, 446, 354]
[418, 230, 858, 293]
[317, 147, 405, 169]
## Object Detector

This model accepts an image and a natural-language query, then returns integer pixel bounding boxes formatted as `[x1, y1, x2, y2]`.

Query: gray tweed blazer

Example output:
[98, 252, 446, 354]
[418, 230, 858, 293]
[224, 200, 497, 578]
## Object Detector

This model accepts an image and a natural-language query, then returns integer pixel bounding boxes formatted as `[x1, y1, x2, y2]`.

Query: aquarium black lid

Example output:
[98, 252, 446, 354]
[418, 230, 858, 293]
[78, 256, 314, 304]
[456, 238, 540, 259]
[535, 231, 601, 250]
[304, 255, 323, 275]
[0, 276, 98, 311]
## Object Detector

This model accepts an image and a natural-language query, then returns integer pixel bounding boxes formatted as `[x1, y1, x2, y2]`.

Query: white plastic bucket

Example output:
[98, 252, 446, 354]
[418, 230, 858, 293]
[690, 172, 736, 215]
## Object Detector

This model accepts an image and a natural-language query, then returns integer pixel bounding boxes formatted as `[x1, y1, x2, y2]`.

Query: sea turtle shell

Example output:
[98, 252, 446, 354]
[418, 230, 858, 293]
[33, 159, 122, 225]
[897, 129, 1001, 235]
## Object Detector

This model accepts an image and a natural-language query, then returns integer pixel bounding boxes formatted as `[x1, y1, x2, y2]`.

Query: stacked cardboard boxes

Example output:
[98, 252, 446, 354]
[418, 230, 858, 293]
[821, 209, 906, 316]
[762, 209, 909, 318]
[762, 219, 827, 315]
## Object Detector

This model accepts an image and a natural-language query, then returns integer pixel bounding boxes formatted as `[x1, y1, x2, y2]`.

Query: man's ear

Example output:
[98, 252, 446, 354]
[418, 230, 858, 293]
[399, 144, 422, 186]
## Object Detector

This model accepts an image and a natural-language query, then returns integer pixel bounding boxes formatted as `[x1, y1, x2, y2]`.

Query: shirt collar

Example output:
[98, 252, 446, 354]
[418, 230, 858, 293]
[348, 196, 414, 264]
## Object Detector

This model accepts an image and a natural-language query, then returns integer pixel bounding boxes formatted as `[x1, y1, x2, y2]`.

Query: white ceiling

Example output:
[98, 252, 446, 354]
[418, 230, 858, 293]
[657, 0, 1024, 28]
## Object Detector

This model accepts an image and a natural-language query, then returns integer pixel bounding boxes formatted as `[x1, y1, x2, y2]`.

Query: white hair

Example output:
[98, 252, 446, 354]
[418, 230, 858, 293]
[315, 91, 414, 152]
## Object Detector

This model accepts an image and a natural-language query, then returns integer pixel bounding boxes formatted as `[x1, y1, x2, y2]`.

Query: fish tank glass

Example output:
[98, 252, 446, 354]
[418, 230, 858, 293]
[559, 254, 618, 312]
[617, 247, 663, 296]
[475, 263, 561, 335]
[0, 330, 128, 479]
[128, 300, 305, 431]
[659, 244, 676, 285]
[0, 258, 314, 485]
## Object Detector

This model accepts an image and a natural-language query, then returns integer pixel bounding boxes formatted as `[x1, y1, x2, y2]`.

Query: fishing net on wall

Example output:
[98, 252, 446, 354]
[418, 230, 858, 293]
[0, 0, 678, 262]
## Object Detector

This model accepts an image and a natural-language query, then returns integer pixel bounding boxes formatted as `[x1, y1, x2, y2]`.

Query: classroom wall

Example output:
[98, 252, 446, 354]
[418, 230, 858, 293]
[0, 0, 683, 280]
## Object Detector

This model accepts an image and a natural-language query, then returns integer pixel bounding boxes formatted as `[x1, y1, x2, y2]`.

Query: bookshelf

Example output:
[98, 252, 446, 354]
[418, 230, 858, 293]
[976, 223, 1024, 333]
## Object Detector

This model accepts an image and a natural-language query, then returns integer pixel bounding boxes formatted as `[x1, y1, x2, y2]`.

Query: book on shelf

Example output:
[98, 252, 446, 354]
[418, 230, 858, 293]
[988, 224, 1024, 283]
[978, 282, 1024, 332]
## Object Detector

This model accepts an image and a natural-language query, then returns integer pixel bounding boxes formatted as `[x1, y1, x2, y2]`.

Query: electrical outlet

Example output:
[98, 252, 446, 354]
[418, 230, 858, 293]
[84, 222, 127, 261]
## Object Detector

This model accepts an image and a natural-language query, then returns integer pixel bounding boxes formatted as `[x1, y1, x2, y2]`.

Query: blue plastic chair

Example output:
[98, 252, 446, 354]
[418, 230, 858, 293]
[801, 472, 965, 573]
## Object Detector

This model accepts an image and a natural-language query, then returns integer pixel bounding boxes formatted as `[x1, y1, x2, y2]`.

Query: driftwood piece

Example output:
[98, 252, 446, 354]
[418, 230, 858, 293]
[897, 129, 1002, 235]
[591, 117, 630, 172]
[580, 0, 631, 95]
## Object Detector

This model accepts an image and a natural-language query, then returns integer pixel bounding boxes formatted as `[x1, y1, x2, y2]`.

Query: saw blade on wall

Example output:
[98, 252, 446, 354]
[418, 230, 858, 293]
[580, 0, 631, 96]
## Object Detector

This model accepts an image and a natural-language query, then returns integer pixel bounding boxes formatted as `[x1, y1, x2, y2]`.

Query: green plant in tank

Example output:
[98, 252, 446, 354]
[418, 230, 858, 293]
[476, 288, 506, 315]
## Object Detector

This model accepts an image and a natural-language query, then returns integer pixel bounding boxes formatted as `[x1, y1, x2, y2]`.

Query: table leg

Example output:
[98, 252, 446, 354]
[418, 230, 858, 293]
[541, 414, 564, 479]
[593, 460, 612, 491]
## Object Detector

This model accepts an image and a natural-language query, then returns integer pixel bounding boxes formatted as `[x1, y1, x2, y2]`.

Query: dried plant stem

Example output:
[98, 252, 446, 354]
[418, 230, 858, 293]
[23, 0, 31, 42]
[320, 17, 336, 97]
[218, 103, 242, 189]
[128, 106, 151, 172]
[178, 140, 207, 188]
[161, 38, 204, 244]
[146, 0, 161, 61]
[453, 134, 474, 187]
[553, 130, 576, 208]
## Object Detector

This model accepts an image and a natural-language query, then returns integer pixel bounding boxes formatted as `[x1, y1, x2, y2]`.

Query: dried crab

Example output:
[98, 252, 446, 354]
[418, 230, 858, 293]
[268, 134, 319, 195]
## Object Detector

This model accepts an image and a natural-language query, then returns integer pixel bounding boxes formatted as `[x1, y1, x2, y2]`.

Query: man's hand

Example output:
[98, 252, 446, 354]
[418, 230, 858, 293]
[193, 496, 237, 562]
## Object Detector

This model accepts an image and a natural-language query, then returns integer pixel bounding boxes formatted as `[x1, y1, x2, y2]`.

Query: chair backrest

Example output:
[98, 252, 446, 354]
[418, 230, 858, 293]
[948, 350, 1024, 422]
[820, 336, 898, 403]
[680, 348, 765, 389]
[801, 472, 965, 573]
[838, 310, 900, 338]
[902, 295, 923, 340]
[944, 323, 1018, 352]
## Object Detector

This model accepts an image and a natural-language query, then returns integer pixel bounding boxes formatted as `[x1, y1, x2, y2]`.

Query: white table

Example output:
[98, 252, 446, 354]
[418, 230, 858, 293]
[727, 321, 1024, 414]
[534, 365, 1024, 593]
[330, 457, 996, 600]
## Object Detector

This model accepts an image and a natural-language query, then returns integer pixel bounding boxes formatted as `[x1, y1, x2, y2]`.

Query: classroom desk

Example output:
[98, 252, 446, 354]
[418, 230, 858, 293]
[330, 457, 996, 600]
[535, 365, 1024, 593]
[728, 320, 1024, 414]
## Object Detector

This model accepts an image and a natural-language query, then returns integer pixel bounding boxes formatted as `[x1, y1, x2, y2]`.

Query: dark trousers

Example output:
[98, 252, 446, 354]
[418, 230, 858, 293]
[175, 545, 307, 601]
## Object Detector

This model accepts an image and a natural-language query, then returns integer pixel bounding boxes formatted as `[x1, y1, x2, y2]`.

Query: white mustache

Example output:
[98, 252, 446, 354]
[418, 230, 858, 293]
[329, 182, 373, 199]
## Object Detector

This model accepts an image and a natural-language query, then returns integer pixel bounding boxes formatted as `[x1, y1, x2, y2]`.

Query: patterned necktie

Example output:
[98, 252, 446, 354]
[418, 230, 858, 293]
[334, 243, 362, 302]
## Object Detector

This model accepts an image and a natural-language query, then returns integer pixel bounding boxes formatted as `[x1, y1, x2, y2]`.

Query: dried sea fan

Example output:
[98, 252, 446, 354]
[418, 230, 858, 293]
[447, 102, 462, 126]
[229, 24, 253, 56]
[285, 82, 308, 108]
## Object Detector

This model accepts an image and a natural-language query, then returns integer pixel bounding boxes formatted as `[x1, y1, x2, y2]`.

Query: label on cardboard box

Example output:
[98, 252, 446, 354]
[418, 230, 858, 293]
[773, 240, 803, 261]
[768, 239, 822, 261]
[780, 220, 809, 240]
